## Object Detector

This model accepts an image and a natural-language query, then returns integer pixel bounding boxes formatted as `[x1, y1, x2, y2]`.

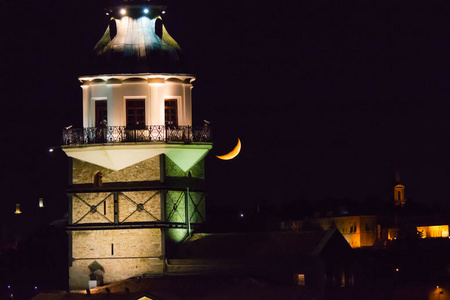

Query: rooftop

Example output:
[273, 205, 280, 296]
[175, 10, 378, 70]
[87, 4, 183, 75]
[32, 275, 308, 300]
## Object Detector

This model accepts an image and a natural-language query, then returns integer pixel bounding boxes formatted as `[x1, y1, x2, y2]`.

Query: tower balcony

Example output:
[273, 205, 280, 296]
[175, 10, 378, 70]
[63, 125, 211, 145]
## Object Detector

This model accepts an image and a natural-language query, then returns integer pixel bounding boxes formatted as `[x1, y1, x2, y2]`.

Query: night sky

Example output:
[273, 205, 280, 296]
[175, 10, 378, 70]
[1, 0, 450, 223]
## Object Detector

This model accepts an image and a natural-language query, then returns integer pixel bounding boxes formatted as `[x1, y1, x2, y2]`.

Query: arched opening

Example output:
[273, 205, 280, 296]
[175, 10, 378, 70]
[94, 172, 103, 187]
[88, 261, 105, 288]
[155, 18, 163, 39]
[109, 19, 117, 40]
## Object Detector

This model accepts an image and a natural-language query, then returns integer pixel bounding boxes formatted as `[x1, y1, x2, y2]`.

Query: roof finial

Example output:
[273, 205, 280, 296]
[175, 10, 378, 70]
[395, 169, 401, 184]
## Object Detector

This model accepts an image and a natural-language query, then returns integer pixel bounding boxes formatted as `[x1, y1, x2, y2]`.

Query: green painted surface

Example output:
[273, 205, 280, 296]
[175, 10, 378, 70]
[166, 191, 186, 223]
[165, 156, 185, 177]
[187, 191, 205, 224]
[165, 156, 205, 178]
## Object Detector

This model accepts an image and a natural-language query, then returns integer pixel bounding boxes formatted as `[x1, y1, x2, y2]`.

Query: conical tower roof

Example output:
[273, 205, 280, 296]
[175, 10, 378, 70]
[88, 1, 184, 75]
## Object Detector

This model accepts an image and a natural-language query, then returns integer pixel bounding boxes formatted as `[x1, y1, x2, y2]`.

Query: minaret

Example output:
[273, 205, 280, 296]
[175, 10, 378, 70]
[393, 171, 406, 207]
[62, 0, 212, 290]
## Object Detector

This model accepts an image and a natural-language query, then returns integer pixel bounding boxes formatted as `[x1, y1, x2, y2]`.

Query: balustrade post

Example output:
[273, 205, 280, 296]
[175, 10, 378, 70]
[187, 126, 190, 143]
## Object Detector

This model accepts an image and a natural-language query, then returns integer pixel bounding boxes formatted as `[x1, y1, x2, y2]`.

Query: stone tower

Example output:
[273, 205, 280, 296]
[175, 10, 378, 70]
[393, 171, 405, 207]
[62, 0, 212, 290]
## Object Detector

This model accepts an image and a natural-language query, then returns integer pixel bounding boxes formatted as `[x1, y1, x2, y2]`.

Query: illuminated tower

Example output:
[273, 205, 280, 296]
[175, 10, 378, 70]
[393, 172, 405, 207]
[62, 0, 212, 290]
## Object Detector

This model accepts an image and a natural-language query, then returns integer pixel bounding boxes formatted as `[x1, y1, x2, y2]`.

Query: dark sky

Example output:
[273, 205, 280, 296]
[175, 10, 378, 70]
[1, 0, 450, 221]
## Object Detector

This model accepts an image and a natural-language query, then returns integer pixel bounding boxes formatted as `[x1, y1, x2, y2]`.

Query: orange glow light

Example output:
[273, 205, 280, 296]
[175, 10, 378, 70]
[417, 225, 449, 238]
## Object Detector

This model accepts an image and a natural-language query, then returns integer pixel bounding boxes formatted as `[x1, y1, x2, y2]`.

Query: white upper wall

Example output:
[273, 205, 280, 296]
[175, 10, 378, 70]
[79, 74, 195, 128]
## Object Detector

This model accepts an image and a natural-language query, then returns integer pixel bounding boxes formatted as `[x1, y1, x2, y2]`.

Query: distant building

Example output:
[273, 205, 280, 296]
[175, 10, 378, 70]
[394, 184, 406, 207]
[394, 171, 406, 207]
[282, 214, 379, 248]
[280, 172, 435, 248]
[416, 225, 449, 239]
[310, 215, 377, 248]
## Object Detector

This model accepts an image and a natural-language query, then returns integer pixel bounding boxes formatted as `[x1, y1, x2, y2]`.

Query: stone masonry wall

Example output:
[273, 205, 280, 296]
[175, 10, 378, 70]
[69, 258, 163, 290]
[165, 190, 205, 224]
[69, 229, 162, 290]
[166, 191, 186, 223]
[72, 192, 115, 224]
[119, 191, 161, 222]
[71, 191, 161, 224]
[189, 159, 205, 179]
[72, 156, 160, 184]
[360, 215, 377, 247]
[187, 191, 205, 224]
[165, 156, 205, 178]
[69, 154, 206, 290]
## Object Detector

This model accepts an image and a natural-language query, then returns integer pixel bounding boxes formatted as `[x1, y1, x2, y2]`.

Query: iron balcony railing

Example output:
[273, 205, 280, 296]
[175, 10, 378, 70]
[62, 125, 211, 145]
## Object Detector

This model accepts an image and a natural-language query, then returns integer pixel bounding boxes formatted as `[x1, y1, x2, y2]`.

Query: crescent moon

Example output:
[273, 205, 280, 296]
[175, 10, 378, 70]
[216, 138, 241, 160]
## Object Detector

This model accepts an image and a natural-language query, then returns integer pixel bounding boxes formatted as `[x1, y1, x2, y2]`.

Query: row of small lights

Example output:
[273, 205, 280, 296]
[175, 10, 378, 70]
[106, 8, 166, 16]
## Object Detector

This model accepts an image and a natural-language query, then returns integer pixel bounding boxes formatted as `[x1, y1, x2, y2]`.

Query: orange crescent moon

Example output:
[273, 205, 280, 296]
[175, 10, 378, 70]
[216, 138, 241, 160]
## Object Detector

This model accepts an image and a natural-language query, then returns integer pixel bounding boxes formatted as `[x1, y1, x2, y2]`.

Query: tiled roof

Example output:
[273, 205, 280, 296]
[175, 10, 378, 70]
[172, 229, 341, 259]
[33, 275, 308, 300]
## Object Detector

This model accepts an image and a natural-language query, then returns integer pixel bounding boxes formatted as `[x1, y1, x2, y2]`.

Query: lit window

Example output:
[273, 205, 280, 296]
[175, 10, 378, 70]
[417, 225, 449, 239]
[296, 274, 305, 286]
[165, 99, 178, 127]
[126, 99, 145, 129]
[341, 271, 346, 287]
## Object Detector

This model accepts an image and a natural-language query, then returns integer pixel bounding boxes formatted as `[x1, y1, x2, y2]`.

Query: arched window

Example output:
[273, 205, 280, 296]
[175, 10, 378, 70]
[94, 172, 103, 187]
[88, 261, 105, 288]
[109, 19, 117, 40]
[155, 18, 163, 39]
